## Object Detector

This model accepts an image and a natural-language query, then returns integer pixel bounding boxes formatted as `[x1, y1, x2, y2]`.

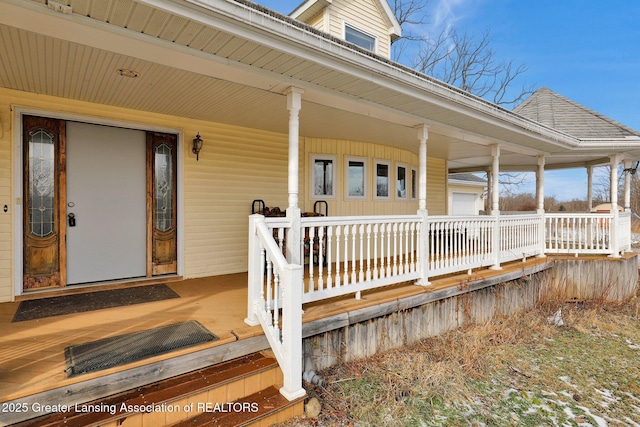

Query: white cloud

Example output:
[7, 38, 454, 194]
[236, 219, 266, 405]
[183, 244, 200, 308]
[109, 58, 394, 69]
[430, 0, 472, 33]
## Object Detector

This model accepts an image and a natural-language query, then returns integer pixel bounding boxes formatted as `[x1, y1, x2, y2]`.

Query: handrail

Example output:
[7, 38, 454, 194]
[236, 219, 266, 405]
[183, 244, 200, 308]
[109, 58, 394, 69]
[246, 215, 305, 401]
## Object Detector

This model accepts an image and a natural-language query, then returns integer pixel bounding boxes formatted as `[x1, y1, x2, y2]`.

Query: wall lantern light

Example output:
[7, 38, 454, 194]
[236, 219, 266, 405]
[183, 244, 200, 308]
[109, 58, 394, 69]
[192, 133, 203, 161]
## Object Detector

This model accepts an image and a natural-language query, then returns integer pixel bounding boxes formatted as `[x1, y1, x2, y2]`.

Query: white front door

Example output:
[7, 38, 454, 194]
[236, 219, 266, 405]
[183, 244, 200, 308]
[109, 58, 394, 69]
[65, 122, 147, 284]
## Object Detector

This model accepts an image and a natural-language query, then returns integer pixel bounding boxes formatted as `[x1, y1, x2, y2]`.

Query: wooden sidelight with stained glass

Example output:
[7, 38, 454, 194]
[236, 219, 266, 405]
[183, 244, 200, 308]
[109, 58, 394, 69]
[23, 116, 66, 290]
[147, 132, 178, 276]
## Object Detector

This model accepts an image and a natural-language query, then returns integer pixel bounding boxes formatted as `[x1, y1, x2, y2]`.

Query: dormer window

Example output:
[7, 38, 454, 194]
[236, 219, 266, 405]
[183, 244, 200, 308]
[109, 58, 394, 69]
[344, 23, 376, 52]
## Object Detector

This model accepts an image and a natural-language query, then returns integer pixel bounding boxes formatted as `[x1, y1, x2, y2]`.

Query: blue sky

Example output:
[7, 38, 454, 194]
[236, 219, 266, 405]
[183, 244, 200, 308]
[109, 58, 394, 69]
[255, 0, 640, 201]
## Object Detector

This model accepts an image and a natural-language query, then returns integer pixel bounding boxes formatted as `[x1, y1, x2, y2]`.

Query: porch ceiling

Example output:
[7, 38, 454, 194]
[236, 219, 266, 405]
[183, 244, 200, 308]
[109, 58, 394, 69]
[2, 0, 639, 171]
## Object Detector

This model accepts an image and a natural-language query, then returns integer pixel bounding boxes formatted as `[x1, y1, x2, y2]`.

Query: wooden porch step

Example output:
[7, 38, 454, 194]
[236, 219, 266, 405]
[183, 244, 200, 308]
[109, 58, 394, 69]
[12, 352, 284, 427]
[169, 385, 305, 427]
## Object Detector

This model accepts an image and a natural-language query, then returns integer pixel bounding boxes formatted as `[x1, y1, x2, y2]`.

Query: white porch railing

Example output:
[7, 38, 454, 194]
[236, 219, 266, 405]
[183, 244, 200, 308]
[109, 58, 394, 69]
[299, 215, 423, 303]
[499, 214, 544, 263]
[618, 212, 632, 253]
[544, 212, 632, 255]
[246, 210, 631, 400]
[245, 215, 306, 401]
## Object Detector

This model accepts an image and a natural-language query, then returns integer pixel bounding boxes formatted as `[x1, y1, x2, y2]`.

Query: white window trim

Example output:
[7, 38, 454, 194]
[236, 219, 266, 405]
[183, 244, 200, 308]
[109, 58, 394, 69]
[343, 21, 378, 54]
[374, 159, 391, 200]
[411, 166, 418, 200]
[345, 156, 368, 200]
[396, 162, 408, 201]
[310, 154, 337, 200]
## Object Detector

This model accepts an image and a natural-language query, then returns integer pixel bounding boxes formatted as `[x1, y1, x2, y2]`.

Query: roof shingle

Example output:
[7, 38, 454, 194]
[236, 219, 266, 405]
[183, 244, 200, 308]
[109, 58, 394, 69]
[514, 87, 640, 139]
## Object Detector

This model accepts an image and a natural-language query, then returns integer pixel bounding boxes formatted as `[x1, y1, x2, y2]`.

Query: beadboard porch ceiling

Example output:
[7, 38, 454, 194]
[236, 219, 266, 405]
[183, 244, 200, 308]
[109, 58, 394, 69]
[1, 0, 638, 171]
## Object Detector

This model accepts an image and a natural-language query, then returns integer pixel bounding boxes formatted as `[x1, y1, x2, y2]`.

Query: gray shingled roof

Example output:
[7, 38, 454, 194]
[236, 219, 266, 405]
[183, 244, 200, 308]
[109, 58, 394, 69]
[514, 87, 640, 139]
[448, 173, 486, 184]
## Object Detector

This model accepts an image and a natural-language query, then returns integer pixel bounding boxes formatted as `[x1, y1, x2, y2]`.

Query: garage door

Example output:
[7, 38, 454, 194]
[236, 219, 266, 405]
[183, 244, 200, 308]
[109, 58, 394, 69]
[451, 192, 478, 216]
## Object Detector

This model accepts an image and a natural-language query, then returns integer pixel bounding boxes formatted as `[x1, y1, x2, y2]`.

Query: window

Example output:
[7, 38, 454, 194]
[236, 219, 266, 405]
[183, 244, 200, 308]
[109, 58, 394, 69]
[411, 166, 418, 200]
[396, 163, 408, 200]
[345, 156, 368, 199]
[311, 155, 337, 199]
[375, 160, 390, 199]
[344, 23, 376, 52]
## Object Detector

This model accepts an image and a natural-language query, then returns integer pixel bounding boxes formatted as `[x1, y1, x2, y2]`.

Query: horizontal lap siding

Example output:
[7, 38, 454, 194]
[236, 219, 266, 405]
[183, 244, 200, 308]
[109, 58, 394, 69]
[183, 124, 288, 277]
[328, 0, 391, 58]
[0, 93, 10, 302]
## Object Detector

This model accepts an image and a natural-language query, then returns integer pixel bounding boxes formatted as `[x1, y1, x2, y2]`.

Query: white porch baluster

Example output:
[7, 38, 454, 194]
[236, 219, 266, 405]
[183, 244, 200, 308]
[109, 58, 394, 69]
[359, 224, 365, 282]
[351, 224, 357, 285]
[343, 225, 350, 285]
[366, 224, 372, 281]
[308, 226, 315, 292]
[317, 226, 325, 291]
[392, 223, 399, 276]
[334, 225, 341, 287]
[373, 223, 379, 280]
[327, 226, 333, 288]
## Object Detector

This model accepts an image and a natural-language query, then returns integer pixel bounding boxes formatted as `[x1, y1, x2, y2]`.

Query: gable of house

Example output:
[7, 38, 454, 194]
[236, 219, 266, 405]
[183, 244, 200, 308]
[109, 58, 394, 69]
[290, 0, 401, 58]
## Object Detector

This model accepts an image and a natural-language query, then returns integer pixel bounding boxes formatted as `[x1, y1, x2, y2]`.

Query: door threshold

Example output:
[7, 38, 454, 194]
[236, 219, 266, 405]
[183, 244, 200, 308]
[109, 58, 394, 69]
[17, 275, 183, 302]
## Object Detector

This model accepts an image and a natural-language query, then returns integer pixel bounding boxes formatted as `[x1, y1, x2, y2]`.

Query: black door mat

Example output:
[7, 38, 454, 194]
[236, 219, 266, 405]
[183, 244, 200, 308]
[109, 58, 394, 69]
[12, 284, 180, 322]
[64, 320, 219, 377]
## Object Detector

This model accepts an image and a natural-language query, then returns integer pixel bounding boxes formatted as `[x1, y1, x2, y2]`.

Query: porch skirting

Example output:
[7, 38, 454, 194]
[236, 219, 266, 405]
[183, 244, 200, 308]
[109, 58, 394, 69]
[301, 255, 638, 372]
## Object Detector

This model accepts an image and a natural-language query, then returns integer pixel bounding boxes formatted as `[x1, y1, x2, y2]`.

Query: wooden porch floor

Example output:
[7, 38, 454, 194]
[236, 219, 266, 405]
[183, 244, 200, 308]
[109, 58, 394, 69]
[0, 257, 555, 407]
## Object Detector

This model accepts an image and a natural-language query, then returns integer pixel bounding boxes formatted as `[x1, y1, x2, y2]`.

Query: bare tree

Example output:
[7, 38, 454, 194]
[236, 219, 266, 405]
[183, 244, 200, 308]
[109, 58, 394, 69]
[390, 0, 535, 107]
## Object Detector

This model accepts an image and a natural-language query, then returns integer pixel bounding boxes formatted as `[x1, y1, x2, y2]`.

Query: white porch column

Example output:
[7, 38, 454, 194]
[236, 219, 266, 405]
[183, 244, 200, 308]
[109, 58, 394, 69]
[587, 166, 593, 212]
[286, 87, 304, 264]
[286, 87, 303, 210]
[485, 168, 492, 213]
[624, 159, 632, 212]
[536, 155, 546, 257]
[610, 154, 621, 257]
[536, 155, 545, 214]
[490, 144, 502, 270]
[416, 124, 430, 286]
[491, 144, 500, 215]
[416, 124, 429, 214]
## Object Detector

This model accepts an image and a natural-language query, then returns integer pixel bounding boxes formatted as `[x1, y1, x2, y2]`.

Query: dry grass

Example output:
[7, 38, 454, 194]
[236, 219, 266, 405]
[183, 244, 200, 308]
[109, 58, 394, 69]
[280, 297, 640, 426]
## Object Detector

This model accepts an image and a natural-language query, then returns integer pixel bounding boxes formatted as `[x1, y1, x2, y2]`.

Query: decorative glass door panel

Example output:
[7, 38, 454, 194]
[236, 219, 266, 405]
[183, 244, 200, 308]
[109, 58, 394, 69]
[147, 132, 177, 275]
[23, 116, 65, 289]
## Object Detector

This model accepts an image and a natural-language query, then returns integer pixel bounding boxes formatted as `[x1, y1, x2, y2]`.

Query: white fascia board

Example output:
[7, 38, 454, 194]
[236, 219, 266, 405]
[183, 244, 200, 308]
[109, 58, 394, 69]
[290, 0, 331, 21]
[374, 0, 402, 40]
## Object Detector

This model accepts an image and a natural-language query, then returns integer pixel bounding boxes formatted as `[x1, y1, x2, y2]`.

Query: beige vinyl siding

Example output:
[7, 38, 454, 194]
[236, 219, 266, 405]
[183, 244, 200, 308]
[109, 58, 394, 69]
[0, 88, 290, 300]
[326, 0, 391, 58]
[183, 124, 288, 278]
[303, 138, 446, 216]
[0, 93, 11, 302]
[306, 10, 327, 32]
[428, 158, 447, 215]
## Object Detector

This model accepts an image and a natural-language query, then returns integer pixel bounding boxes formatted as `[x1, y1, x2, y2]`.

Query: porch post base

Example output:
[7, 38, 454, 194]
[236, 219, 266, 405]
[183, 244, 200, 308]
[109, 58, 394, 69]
[244, 317, 260, 327]
[279, 386, 307, 402]
[415, 279, 431, 286]
[608, 253, 622, 259]
[489, 265, 503, 271]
